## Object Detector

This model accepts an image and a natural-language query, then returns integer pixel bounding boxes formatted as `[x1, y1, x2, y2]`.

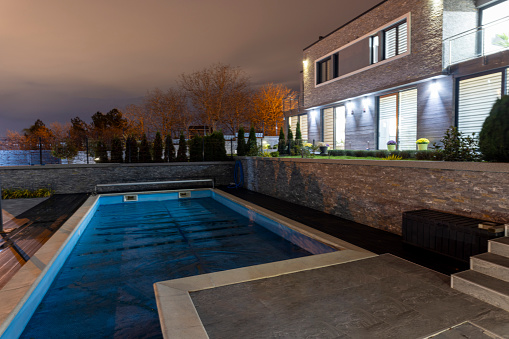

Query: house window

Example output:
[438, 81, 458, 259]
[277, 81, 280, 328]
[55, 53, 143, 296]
[370, 35, 379, 64]
[317, 57, 333, 84]
[384, 21, 408, 60]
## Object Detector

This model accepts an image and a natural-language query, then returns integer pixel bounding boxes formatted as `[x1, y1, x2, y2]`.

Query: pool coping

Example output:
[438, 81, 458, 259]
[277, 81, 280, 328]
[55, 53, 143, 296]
[154, 250, 377, 338]
[154, 189, 377, 339]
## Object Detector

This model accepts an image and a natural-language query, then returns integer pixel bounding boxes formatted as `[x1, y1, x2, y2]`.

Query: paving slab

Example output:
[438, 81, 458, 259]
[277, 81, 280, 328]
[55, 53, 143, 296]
[190, 254, 509, 339]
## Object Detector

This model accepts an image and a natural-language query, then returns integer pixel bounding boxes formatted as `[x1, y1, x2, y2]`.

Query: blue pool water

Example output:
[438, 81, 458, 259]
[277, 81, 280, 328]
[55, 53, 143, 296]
[20, 196, 324, 338]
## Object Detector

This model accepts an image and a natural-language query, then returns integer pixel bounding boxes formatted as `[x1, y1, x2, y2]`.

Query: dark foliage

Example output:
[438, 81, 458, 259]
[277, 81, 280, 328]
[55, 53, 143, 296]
[205, 131, 228, 161]
[479, 95, 509, 162]
[247, 127, 258, 156]
[435, 126, 480, 161]
[176, 133, 188, 162]
[139, 134, 152, 163]
[164, 134, 176, 162]
[237, 127, 246, 156]
[153, 132, 164, 162]
[110, 137, 123, 163]
[278, 127, 285, 154]
[125, 135, 138, 163]
[189, 135, 203, 162]
[295, 121, 302, 146]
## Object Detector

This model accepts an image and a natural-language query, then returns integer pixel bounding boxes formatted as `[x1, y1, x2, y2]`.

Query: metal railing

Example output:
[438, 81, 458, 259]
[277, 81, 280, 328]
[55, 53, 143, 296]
[443, 15, 509, 68]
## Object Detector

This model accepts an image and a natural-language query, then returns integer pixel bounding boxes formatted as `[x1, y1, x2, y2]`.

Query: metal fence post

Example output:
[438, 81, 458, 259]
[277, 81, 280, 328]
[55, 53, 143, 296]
[39, 137, 43, 165]
[86, 137, 89, 164]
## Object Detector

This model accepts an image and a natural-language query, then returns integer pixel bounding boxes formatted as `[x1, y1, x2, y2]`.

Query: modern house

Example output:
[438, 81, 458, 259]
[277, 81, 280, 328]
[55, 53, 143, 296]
[290, 0, 509, 150]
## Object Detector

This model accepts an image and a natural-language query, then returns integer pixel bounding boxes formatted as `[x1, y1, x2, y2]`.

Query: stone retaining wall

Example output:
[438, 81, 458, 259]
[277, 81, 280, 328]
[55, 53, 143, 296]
[241, 157, 509, 235]
[0, 162, 234, 194]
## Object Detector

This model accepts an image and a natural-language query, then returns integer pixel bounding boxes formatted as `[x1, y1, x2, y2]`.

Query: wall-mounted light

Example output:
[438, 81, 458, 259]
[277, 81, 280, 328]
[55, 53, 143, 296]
[347, 101, 354, 115]
[303, 59, 309, 68]
[430, 79, 440, 93]
[362, 97, 369, 112]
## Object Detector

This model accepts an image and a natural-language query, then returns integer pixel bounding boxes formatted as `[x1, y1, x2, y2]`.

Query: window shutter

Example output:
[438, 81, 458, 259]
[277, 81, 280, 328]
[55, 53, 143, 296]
[398, 22, 408, 54]
[323, 108, 334, 146]
[300, 115, 308, 141]
[458, 72, 502, 136]
[398, 89, 417, 150]
[379, 95, 398, 149]
[290, 116, 298, 137]
[385, 27, 397, 59]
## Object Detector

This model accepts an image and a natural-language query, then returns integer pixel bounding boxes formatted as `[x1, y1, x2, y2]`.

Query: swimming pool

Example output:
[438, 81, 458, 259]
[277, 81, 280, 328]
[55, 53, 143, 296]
[1, 189, 347, 338]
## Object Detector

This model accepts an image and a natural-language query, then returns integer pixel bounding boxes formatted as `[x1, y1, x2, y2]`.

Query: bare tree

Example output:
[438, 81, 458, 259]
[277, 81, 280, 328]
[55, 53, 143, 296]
[251, 83, 297, 136]
[179, 63, 250, 133]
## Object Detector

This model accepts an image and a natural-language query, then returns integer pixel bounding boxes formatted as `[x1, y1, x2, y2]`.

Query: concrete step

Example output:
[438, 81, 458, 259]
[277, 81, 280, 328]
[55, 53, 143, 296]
[488, 237, 509, 257]
[471, 252, 509, 282]
[452, 270, 509, 312]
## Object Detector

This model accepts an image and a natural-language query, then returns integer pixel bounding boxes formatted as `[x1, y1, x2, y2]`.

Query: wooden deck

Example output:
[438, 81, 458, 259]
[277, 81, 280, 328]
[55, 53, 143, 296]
[0, 194, 88, 289]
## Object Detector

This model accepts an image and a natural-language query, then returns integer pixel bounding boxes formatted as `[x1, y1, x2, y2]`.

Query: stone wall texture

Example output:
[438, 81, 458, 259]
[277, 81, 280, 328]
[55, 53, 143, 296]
[303, 0, 445, 108]
[0, 162, 234, 194]
[241, 157, 509, 235]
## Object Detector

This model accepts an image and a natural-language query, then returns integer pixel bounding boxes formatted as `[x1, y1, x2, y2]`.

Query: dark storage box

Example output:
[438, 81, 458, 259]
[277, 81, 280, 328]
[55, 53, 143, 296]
[402, 209, 504, 262]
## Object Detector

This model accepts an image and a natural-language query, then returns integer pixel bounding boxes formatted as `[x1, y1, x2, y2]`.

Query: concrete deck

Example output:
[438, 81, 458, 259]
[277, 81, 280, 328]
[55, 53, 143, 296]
[189, 254, 509, 338]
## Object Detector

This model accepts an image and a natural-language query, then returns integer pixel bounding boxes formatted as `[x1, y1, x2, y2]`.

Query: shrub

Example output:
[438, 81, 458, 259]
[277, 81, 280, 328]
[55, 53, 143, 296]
[329, 150, 346, 156]
[164, 134, 175, 162]
[247, 127, 258, 156]
[95, 140, 108, 163]
[2, 188, 54, 199]
[270, 151, 279, 157]
[125, 135, 138, 163]
[354, 150, 367, 157]
[237, 127, 246, 156]
[416, 150, 434, 160]
[189, 135, 203, 162]
[436, 126, 480, 161]
[295, 121, 302, 146]
[364, 150, 376, 157]
[110, 137, 123, 163]
[345, 150, 355, 156]
[383, 154, 403, 160]
[139, 134, 152, 163]
[399, 150, 416, 159]
[278, 127, 286, 154]
[52, 138, 79, 163]
[176, 133, 188, 161]
[375, 150, 388, 158]
[153, 132, 164, 163]
[479, 95, 509, 162]
[205, 131, 228, 161]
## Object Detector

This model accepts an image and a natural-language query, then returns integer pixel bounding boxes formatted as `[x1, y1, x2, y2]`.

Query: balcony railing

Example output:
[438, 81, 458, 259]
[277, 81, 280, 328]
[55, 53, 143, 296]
[443, 15, 509, 68]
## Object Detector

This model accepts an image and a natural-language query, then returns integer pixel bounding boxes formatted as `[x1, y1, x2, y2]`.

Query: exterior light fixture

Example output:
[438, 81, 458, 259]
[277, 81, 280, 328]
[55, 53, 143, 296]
[303, 59, 309, 68]
[363, 97, 369, 112]
[430, 79, 440, 92]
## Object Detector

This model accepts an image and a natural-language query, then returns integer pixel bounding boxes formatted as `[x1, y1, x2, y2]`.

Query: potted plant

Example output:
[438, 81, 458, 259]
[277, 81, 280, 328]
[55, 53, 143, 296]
[416, 138, 430, 151]
[317, 142, 330, 156]
[387, 140, 397, 151]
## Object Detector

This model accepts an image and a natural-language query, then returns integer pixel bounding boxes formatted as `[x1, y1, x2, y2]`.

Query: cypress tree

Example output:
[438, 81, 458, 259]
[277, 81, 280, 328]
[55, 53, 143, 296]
[139, 133, 151, 163]
[176, 132, 188, 162]
[206, 131, 227, 161]
[110, 137, 123, 163]
[95, 140, 108, 163]
[164, 134, 175, 162]
[247, 127, 258, 156]
[278, 127, 285, 154]
[153, 132, 163, 162]
[126, 135, 139, 163]
[296, 121, 302, 146]
[189, 134, 203, 162]
[287, 127, 294, 155]
[237, 127, 246, 156]
[479, 95, 509, 162]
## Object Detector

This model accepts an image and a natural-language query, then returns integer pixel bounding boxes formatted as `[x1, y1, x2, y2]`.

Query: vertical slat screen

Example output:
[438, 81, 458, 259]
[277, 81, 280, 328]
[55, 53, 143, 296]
[378, 94, 398, 149]
[299, 114, 308, 142]
[335, 106, 346, 149]
[323, 108, 334, 146]
[398, 89, 417, 150]
[289, 116, 298, 137]
[507, 68, 509, 94]
[458, 72, 502, 136]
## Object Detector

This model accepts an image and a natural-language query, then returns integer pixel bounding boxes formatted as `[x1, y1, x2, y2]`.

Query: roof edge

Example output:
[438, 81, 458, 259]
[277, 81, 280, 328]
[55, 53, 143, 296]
[303, 0, 390, 51]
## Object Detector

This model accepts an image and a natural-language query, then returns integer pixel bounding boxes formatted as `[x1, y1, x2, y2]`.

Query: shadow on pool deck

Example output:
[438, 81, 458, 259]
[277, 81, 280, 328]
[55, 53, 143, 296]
[218, 186, 469, 276]
[0, 194, 89, 289]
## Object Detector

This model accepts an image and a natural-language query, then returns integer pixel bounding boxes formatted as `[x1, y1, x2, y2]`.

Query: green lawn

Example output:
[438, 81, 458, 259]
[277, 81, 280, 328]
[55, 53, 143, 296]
[277, 155, 418, 161]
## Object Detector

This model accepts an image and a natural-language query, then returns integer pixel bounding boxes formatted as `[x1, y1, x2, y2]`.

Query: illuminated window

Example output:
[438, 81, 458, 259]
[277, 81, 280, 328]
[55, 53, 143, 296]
[384, 21, 408, 59]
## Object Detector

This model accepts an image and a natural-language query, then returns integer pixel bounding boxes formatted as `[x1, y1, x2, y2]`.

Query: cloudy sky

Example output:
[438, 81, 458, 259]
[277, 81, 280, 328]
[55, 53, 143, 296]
[0, 0, 382, 136]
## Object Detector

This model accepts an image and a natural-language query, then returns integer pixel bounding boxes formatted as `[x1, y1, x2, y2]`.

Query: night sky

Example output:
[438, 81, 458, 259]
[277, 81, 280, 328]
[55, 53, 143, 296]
[0, 0, 383, 136]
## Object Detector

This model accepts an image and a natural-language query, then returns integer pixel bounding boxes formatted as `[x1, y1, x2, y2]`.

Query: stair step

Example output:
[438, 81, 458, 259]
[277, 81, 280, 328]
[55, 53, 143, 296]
[489, 237, 509, 257]
[452, 270, 509, 312]
[472, 253, 509, 282]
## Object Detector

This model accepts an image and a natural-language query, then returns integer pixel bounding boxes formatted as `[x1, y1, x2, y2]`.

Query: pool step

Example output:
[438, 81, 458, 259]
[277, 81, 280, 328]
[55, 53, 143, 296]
[451, 237, 509, 312]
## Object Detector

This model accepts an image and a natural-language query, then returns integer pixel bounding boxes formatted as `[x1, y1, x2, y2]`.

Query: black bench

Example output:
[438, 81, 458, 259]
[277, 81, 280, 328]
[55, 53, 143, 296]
[402, 209, 505, 262]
